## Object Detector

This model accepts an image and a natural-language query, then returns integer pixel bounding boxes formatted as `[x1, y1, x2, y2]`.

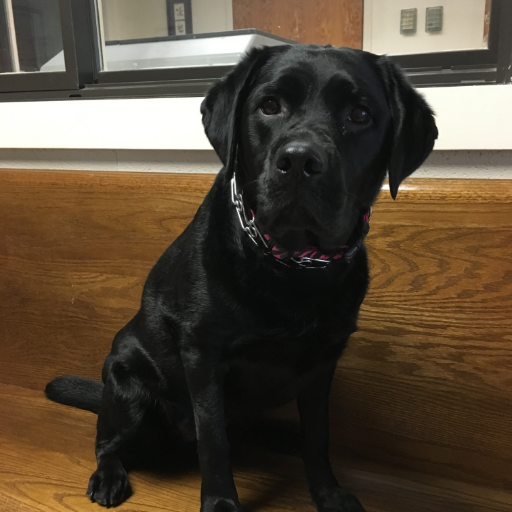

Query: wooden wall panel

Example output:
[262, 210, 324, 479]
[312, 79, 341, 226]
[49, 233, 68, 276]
[333, 180, 512, 489]
[1, 170, 512, 491]
[233, 0, 363, 48]
[0, 170, 214, 391]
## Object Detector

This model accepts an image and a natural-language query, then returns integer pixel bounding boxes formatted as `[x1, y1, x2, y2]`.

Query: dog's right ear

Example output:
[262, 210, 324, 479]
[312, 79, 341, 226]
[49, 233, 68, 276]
[201, 46, 287, 178]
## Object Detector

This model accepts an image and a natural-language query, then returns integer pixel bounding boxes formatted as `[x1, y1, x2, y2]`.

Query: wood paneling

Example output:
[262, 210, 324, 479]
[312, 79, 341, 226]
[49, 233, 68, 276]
[1, 170, 512, 495]
[0, 170, 214, 391]
[333, 179, 512, 489]
[233, 0, 363, 48]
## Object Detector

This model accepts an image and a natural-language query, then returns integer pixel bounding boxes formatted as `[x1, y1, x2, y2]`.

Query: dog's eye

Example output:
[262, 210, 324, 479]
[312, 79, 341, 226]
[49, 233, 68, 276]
[348, 106, 371, 124]
[261, 99, 281, 116]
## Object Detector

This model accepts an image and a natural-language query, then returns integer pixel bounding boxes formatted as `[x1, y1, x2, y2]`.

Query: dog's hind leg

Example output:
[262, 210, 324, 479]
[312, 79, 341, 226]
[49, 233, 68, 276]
[87, 352, 154, 507]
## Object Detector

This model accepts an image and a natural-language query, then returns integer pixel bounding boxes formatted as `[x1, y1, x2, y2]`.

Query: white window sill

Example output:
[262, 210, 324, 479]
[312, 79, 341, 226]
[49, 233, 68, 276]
[0, 84, 511, 151]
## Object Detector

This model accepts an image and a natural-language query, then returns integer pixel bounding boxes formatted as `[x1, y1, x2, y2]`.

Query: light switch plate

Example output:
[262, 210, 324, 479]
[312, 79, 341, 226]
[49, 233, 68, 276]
[174, 3, 185, 22]
[400, 8, 418, 35]
[426, 6, 443, 33]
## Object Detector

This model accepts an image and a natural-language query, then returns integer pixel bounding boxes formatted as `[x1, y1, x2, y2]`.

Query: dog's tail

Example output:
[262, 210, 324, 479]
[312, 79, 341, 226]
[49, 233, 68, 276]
[45, 375, 103, 414]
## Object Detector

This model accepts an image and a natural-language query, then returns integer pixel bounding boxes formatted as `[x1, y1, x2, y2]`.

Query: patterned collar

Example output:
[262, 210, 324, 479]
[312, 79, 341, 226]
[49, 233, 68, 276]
[231, 173, 371, 269]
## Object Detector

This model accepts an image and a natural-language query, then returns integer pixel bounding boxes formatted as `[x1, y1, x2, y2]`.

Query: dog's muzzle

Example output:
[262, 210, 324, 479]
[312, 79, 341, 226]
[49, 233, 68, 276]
[231, 173, 371, 270]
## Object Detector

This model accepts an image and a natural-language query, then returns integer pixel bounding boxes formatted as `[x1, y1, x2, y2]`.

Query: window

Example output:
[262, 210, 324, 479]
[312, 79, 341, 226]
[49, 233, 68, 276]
[0, 0, 511, 101]
[92, 0, 293, 94]
[0, 0, 81, 92]
[364, 0, 512, 86]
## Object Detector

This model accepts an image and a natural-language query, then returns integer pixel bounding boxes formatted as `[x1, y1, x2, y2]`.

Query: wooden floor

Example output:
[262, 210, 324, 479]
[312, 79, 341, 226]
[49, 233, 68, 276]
[1, 382, 511, 512]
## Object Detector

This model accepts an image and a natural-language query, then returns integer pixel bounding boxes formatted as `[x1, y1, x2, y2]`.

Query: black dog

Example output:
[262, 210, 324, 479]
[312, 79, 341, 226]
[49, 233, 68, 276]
[46, 44, 437, 512]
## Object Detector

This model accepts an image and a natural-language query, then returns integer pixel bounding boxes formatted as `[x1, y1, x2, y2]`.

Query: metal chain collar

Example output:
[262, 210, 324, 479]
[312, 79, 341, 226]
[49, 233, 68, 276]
[230, 173, 269, 249]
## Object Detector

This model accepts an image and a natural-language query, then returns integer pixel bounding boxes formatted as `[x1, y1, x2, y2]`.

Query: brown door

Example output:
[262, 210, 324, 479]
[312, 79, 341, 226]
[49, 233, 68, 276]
[233, 0, 363, 48]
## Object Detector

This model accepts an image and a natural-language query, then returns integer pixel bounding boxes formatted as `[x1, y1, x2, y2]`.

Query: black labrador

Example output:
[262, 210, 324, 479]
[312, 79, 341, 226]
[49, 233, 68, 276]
[46, 44, 437, 512]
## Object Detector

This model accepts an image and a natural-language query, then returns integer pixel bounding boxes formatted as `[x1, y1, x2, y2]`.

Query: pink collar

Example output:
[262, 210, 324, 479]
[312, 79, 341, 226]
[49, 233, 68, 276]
[263, 209, 371, 263]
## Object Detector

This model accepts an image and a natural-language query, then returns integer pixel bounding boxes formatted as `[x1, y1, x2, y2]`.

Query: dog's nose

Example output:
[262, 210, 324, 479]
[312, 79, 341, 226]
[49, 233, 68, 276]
[275, 143, 323, 177]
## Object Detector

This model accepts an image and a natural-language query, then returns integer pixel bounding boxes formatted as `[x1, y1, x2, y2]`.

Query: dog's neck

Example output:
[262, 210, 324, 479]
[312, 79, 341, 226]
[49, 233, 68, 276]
[230, 172, 371, 270]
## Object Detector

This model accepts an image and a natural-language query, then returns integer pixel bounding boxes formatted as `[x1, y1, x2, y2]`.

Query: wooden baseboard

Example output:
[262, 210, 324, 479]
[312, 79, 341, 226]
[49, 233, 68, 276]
[1, 169, 511, 490]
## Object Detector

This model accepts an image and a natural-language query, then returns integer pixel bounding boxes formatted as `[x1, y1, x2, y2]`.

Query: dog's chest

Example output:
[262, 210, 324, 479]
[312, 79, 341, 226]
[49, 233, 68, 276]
[214, 252, 367, 411]
[223, 309, 355, 410]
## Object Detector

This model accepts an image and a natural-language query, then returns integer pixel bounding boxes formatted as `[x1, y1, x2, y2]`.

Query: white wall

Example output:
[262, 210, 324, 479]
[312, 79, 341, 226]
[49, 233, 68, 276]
[364, 0, 487, 55]
[1, 86, 511, 152]
[101, 0, 169, 41]
[101, 0, 233, 40]
[191, 0, 233, 34]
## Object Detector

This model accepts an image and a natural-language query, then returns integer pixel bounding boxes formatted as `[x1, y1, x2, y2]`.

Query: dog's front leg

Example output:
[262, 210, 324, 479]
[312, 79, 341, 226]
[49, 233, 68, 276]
[298, 364, 365, 512]
[182, 347, 241, 512]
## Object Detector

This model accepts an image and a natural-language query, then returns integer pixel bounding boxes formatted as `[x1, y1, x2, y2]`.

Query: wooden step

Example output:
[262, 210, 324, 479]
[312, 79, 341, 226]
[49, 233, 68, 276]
[1, 382, 511, 512]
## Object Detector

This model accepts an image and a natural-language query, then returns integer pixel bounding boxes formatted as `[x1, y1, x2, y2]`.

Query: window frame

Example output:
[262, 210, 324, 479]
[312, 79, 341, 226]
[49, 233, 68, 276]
[0, 0, 511, 102]
[0, 0, 82, 93]
[0, 0, 12, 72]
[94, 29, 295, 86]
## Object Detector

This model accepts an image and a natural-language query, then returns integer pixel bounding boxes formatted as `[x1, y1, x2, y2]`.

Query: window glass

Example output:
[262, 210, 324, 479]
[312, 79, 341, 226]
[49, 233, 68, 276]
[363, 0, 491, 55]
[94, 0, 364, 72]
[0, 0, 65, 74]
[96, 0, 240, 71]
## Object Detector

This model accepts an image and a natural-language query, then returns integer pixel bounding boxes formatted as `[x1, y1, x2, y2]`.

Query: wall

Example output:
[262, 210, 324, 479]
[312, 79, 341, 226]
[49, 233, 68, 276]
[100, 0, 233, 40]
[101, 0, 168, 41]
[1, 86, 512, 152]
[191, 0, 233, 34]
[1, 148, 512, 179]
[364, 0, 487, 55]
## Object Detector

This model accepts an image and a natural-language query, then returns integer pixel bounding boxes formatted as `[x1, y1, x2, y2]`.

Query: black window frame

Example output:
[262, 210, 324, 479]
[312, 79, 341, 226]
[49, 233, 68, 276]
[0, 0, 511, 102]
[0, 0, 82, 93]
[0, 0, 11, 72]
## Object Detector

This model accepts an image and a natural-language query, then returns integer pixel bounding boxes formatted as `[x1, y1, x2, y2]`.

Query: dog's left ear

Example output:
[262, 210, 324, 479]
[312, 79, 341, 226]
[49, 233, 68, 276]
[201, 45, 288, 178]
[377, 57, 438, 199]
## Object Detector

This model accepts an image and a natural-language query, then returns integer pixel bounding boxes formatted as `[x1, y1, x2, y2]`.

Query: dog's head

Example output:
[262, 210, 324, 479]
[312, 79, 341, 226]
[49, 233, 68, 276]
[202, 45, 437, 253]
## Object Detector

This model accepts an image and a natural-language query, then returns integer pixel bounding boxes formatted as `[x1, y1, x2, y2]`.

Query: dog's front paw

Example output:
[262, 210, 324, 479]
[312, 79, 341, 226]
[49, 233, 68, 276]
[313, 486, 365, 512]
[87, 462, 132, 507]
[201, 496, 243, 512]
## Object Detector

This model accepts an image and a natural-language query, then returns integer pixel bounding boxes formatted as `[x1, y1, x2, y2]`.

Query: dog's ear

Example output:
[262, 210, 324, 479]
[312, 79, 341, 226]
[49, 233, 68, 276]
[201, 46, 287, 177]
[377, 57, 438, 199]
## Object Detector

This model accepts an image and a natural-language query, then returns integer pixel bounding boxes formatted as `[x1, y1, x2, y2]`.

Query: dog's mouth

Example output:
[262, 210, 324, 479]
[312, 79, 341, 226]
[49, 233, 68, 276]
[250, 205, 370, 268]
[232, 172, 370, 267]
[253, 193, 362, 253]
[253, 201, 365, 256]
